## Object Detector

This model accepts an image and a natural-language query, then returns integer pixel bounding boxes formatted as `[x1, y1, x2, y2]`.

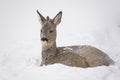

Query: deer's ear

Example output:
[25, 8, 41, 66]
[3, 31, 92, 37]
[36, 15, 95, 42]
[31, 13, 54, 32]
[53, 11, 62, 26]
[37, 10, 46, 25]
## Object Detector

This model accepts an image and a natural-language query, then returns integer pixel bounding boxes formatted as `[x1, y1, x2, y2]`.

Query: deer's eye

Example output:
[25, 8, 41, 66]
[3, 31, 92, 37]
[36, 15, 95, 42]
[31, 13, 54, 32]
[41, 30, 43, 32]
[49, 30, 53, 33]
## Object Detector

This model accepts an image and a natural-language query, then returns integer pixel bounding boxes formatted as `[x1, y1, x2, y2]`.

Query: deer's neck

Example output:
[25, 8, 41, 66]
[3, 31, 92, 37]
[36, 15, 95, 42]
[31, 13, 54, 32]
[42, 41, 57, 60]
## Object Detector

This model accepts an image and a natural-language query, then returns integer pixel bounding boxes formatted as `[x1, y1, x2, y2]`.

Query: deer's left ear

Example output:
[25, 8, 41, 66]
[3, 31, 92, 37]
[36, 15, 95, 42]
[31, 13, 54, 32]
[37, 10, 46, 25]
[53, 11, 62, 26]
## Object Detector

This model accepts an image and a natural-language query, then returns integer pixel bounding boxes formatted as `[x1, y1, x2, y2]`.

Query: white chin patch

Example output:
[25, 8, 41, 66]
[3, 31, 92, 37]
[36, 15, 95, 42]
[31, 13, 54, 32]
[41, 41, 54, 47]
[41, 41, 48, 44]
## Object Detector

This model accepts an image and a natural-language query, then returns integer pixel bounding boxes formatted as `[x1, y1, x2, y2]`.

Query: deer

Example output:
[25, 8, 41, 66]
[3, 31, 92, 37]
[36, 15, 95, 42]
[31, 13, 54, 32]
[37, 10, 114, 68]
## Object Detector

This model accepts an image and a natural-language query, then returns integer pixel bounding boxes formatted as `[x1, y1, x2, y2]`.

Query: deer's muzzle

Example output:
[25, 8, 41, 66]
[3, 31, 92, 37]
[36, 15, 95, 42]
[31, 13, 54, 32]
[41, 37, 48, 42]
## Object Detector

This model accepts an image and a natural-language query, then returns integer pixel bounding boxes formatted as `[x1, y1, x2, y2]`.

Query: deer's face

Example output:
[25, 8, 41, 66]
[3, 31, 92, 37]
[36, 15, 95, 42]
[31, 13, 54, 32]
[37, 10, 62, 45]
[40, 20, 57, 44]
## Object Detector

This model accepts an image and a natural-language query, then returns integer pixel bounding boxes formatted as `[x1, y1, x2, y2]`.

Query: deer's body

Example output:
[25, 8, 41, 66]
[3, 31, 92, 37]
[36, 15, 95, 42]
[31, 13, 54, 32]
[37, 10, 114, 68]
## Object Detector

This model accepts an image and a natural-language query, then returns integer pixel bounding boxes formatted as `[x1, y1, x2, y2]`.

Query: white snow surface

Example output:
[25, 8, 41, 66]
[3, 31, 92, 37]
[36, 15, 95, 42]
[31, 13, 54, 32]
[0, 0, 120, 80]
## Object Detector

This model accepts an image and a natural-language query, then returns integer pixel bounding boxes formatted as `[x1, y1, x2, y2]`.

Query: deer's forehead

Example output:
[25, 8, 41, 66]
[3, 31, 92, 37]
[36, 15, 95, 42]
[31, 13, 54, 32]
[42, 22, 54, 30]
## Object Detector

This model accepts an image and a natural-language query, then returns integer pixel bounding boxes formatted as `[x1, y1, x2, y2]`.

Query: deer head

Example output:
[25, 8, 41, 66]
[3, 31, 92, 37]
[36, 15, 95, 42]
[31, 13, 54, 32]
[37, 10, 62, 46]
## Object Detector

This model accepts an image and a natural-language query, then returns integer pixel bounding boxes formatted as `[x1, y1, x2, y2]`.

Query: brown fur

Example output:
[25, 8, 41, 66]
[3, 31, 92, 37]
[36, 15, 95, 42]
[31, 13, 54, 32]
[37, 10, 114, 68]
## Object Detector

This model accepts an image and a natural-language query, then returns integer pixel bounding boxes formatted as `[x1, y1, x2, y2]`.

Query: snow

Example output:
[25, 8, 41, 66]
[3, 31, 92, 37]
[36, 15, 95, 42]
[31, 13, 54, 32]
[0, 0, 120, 80]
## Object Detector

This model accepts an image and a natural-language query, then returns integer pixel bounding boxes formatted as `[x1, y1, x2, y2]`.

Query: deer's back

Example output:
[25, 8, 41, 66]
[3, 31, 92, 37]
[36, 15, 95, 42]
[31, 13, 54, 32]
[57, 45, 114, 67]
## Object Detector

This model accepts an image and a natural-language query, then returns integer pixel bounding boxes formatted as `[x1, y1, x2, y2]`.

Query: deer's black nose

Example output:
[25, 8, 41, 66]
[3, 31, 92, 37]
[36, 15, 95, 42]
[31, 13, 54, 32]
[41, 37, 48, 42]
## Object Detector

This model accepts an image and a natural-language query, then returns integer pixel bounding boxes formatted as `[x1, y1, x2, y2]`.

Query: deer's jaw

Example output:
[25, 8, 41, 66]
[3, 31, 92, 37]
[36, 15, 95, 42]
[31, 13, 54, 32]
[41, 41, 55, 51]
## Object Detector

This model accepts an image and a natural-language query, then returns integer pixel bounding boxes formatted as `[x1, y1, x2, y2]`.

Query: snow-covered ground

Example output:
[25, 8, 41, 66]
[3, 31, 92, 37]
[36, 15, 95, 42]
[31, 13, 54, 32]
[0, 0, 120, 80]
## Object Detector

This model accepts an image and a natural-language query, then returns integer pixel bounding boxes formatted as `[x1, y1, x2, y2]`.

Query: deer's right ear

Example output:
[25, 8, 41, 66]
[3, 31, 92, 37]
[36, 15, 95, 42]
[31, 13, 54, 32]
[37, 10, 46, 25]
[53, 11, 62, 26]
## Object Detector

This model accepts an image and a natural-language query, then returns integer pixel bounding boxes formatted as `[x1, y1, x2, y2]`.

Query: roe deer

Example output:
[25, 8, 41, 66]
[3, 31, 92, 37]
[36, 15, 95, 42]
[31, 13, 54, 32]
[37, 10, 114, 68]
